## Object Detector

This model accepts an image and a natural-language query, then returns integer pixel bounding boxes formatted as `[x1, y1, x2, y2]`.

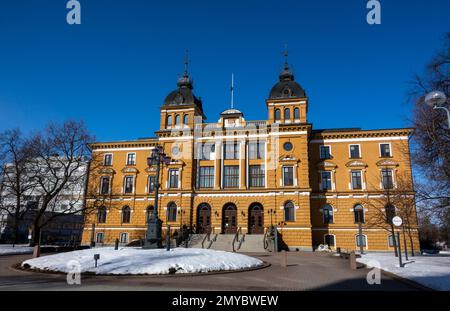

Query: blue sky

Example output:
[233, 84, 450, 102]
[0, 0, 449, 142]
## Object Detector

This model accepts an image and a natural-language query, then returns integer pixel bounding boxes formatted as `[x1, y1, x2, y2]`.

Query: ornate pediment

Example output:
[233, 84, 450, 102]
[376, 159, 399, 167]
[121, 167, 139, 174]
[145, 166, 157, 173]
[316, 160, 337, 170]
[279, 155, 299, 163]
[98, 167, 115, 175]
[168, 159, 185, 167]
[345, 160, 368, 168]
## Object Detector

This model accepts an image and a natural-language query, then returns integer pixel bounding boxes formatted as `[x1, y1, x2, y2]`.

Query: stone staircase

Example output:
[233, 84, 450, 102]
[186, 233, 266, 253]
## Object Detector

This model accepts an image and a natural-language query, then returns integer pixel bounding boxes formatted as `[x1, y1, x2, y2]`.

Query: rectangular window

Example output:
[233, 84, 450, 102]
[380, 143, 391, 157]
[147, 175, 156, 193]
[224, 142, 240, 160]
[200, 143, 215, 160]
[320, 146, 331, 159]
[248, 141, 265, 160]
[321, 171, 332, 190]
[351, 171, 362, 190]
[104, 154, 113, 166]
[283, 166, 294, 186]
[96, 232, 104, 243]
[325, 235, 335, 247]
[119, 233, 128, 244]
[223, 166, 239, 188]
[382, 169, 394, 189]
[388, 235, 396, 247]
[100, 176, 110, 195]
[127, 153, 136, 165]
[169, 169, 179, 188]
[124, 176, 134, 194]
[356, 235, 367, 247]
[199, 166, 214, 188]
[249, 165, 265, 187]
[349, 145, 360, 158]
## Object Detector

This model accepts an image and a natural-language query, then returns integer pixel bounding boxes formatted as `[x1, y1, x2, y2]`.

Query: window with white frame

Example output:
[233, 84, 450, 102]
[388, 234, 396, 247]
[320, 171, 332, 190]
[169, 169, 180, 188]
[199, 143, 215, 160]
[248, 141, 265, 159]
[354, 204, 365, 223]
[199, 166, 214, 188]
[96, 232, 104, 243]
[123, 176, 134, 194]
[97, 206, 107, 223]
[223, 166, 239, 188]
[283, 166, 294, 186]
[147, 175, 156, 193]
[126, 153, 136, 166]
[167, 202, 177, 222]
[323, 204, 334, 224]
[100, 176, 110, 195]
[381, 169, 394, 189]
[324, 234, 335, 247]
[103, 154, 113, 166]
[119, 232, 128, 244]
[224, 142, 240, 160]
[320, 146, 332, 159]
[121, 206, 131, 223]
[284, 201, 295, 222]
[380, 143, 391, 157]
[349, 145, 360, 158]
[351, 170, 363, 190]
[249, 165, 265, 187]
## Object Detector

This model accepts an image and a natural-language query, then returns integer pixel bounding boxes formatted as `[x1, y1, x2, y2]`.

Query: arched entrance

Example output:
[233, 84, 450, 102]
[248, 203, 264, 234]
[197, 203, 212, 233]
[222, 203, 237, 234]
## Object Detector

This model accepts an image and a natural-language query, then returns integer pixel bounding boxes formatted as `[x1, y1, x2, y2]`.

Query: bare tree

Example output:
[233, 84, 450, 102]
[365, 170, 418, 256]
[27, 120, 95, 252]
[0, 129, 36, 246]
[409, 32, 449, 245]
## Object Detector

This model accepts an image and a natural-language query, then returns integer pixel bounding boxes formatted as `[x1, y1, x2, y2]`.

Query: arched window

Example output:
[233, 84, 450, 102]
[122, 206, 131, 224]
[146, 206, 154, 223]
[284, 201, 295, 222]
[167, 202, 177, 222]
[284, 108, 290, 120]
[354, 204, 365, 224]
[166, 115, 172, 127]
[274, 109, 281, 121]
[183, 114, 189, 125]
[294, 107, 300, 119]
[97, 206, 107, 224]
[175, 114, 181, 125]
[385, 204, 396, 224]
[323, 204, 334, 224]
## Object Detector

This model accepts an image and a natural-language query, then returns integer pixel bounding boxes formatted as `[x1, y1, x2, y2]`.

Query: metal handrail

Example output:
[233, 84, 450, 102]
[263, 227, 270, 250]
[201, 227, 214, 248]
[206, 233, 218, 249]
[232, 227, 243, 252]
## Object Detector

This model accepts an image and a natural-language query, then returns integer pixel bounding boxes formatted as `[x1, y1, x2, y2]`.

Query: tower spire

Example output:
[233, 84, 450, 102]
[230, 73, 234, 109]
[183, 49, 189, 77]
[283, 43, 289, 70]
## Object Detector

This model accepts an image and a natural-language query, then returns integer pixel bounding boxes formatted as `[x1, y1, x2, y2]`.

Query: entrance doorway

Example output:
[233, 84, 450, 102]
[248, 203, 264, 234]
[197, 203, 211, 233]
[222, 203, 237, 234]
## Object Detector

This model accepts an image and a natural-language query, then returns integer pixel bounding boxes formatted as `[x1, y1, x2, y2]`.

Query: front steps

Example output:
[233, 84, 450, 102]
[187, 233, 266, 253]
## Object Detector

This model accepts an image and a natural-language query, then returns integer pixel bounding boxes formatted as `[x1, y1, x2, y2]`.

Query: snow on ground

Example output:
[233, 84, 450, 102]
[22, 247, 264, 275]
[0, 245, 33, 256]
[357, 253, 450, 291]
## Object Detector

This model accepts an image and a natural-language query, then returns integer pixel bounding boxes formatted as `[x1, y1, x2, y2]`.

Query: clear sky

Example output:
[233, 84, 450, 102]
[0, 0, 449, 142]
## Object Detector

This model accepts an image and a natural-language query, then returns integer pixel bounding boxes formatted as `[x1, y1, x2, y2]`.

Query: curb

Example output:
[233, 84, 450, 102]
[14, 261, 271, 278]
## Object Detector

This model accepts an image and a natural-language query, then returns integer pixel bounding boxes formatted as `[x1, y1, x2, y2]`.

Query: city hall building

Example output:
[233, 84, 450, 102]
[81, 59, 420, 252]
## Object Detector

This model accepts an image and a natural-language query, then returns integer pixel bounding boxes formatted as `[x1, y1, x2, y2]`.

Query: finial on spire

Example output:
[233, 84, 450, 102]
[283, 43, 289, 69]
[183, 49, 189, 77]
[230, 73, 234, 109]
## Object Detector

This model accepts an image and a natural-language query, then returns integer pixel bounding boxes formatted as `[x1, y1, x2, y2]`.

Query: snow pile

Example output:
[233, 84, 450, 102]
[22, 247, 264, 275]
[0, 245, 33, 256]
[357, 253, 450, 291]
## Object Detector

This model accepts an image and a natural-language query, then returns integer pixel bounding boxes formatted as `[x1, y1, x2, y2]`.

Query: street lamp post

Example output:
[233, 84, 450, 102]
[424, 90, 450, 128]
[143, 146, 171, 249]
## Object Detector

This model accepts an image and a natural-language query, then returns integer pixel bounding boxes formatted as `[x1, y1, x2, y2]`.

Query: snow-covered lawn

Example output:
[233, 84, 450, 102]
[357, 253, 450, 291]
[21, 247, 264, 275]
[0, 245, 33, 256]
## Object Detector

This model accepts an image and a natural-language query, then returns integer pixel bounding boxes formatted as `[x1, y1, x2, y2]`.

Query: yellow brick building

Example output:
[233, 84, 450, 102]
[81, 59, 420, 252]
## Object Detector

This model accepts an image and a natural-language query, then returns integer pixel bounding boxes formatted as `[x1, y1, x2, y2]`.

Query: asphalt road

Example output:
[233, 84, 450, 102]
[0, 251, 419, 291]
